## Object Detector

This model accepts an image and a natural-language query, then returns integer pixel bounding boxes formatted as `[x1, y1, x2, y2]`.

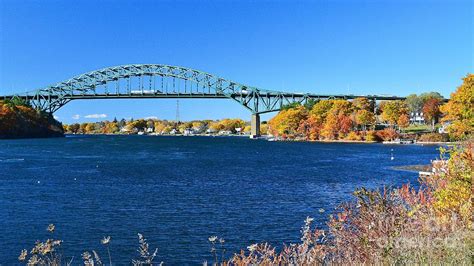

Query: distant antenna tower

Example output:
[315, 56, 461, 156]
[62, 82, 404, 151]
[175, 100, 180, 126]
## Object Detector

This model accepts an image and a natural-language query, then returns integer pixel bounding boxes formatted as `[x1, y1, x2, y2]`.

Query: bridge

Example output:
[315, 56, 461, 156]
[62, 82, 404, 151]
[2, 64, 406, 137]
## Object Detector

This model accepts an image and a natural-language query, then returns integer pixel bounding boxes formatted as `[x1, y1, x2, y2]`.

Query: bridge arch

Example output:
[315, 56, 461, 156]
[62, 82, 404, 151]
[3, 64, 408, 137]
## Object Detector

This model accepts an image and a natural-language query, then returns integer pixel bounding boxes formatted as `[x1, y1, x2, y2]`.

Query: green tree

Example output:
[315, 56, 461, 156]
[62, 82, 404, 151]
[405, 94, 423, 114]
[303, 99, 319, 110]
[281, 102, 302, 111]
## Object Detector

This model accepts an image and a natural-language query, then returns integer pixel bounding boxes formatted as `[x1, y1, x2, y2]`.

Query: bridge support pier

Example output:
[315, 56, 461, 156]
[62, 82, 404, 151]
[250, 113, 260, 138]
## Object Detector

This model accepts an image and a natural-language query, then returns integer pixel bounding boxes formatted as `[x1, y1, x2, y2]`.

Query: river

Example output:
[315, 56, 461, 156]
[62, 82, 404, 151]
[0, 135, 442, 264]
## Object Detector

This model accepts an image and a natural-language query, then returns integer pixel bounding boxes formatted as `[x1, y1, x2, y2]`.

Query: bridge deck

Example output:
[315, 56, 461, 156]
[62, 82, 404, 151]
[3, 93, 407, 101]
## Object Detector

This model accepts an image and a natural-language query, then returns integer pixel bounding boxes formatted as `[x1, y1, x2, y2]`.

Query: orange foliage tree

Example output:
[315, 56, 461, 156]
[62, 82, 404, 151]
[422, 98, 441, 131]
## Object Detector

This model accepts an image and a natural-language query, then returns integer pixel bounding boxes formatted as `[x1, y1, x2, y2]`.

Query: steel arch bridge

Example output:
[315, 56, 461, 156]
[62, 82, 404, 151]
[2, 64, 406, 136]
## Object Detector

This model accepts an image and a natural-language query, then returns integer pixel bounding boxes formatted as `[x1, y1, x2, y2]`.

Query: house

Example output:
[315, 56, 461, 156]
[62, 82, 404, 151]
[410, 112, 425, 124]
[218, 130, 232, 135]
[438, 121, 451, 133]
[206, 128, 217, 134]
[183, 128, 194, 135]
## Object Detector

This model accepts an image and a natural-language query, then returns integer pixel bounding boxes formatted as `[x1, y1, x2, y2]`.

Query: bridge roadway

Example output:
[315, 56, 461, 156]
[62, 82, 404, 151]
[1, 64, 410, 137]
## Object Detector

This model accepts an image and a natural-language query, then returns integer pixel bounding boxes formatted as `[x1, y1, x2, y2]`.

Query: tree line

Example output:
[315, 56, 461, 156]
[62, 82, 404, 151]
[268, 74, 473, 141]
[64, 118, 269, 135]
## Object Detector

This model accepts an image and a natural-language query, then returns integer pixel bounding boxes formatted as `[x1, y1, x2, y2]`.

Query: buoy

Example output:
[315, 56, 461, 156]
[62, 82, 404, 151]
[37, 181, 40, 184]
[74, 178, 77, 181]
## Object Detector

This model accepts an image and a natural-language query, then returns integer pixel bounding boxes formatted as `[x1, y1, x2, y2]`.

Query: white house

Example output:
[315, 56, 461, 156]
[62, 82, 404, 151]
[438, 121, 451, 133]
[410, 112, 425, 124]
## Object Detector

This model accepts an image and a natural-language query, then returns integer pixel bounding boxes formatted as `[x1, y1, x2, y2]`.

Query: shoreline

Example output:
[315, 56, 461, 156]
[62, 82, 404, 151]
[62, 134, 457, 145]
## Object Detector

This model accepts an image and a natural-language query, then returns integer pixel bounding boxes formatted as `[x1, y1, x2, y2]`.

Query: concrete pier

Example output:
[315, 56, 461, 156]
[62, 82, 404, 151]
[250, 113, 260, 138]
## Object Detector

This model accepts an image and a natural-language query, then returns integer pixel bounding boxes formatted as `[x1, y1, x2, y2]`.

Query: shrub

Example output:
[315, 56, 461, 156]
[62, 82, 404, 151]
[345, 131, 361, 141]
[375, 128, 399, 141]
[364, 130, 380, 141]
[418, 133, 449, 142]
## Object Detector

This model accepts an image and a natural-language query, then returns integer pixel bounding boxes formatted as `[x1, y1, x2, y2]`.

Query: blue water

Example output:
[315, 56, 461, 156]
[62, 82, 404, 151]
[0, 136, 441, 264]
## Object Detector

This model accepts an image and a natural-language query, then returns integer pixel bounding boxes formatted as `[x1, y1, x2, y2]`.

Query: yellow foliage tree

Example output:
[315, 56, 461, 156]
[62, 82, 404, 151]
[380, 100, 408, 127]
[440, 74, 474, 140]
[268, 106, 308, 137]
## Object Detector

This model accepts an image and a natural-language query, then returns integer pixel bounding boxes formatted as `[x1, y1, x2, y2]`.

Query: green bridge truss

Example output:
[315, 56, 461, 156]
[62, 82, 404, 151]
[2, 64, 407, 136]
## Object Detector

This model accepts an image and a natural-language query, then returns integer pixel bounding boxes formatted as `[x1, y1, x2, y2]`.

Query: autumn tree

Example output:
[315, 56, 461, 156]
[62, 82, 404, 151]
[192, 121, 206, 133]
[84, 123, 96, 133]
[320, 112, 339, 140]
[380, 100, 408, 127]
[441, 74, 474, 140]
[69, 123, 80, 134]
[220, 118, 245, 132]
[420, 91, 443, 102]
[298, 115, 322, 140]
[127, 119, 147, 132]
[397, 113, 410, 131]
[319, 100, 354, 139]
[268, 105, 308, 137]
[209, 121, 224, 132]
[352, 97, 372, 111]
[260, 123, 269, 135]
[355, 109, 375, 131]
[103, 121, 119, 134]
[300, 100, 335, 140]
[80, 123, 87, 134]
[422, 98, 441, 131]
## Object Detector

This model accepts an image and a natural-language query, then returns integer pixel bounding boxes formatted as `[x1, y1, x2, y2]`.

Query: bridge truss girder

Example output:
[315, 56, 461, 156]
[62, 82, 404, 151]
[3, 64, 405, 115]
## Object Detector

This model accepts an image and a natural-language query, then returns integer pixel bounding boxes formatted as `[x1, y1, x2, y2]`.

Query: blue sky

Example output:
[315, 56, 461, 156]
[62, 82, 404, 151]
[0, 0, 472, 123]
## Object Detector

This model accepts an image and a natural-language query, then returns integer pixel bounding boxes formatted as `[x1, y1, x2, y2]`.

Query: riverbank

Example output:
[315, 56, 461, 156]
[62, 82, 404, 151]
[0, 100, 64, 139]
[268, 137, 455, 145]
[392, 164, 431, 172]
[65, 132, 459, 146]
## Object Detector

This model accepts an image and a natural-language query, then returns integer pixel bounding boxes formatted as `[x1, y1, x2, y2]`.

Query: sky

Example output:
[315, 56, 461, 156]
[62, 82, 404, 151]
[0, 0, 472, 123]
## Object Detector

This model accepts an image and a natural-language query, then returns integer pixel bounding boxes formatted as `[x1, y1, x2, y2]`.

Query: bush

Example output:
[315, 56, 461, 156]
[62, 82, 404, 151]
[363, 130, 380, 142]
[345, 131, 361, 141]
[418, 133, 449, 142]
[375, 128, 399, 141]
